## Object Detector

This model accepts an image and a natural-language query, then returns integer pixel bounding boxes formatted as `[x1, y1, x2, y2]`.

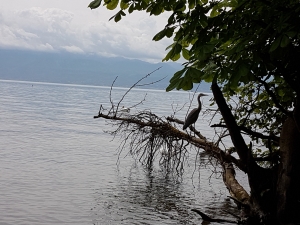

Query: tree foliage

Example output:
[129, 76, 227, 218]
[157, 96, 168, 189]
[89, 0, 300, 223]
[88, 0, 299, 149]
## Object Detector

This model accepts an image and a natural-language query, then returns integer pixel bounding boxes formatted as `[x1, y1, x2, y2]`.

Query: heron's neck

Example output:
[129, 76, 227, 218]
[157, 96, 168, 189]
[197, 97, 201, 109]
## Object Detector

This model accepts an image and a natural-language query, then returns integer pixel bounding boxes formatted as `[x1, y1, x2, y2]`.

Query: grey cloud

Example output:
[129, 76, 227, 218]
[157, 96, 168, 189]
[0, 7, 173, 62]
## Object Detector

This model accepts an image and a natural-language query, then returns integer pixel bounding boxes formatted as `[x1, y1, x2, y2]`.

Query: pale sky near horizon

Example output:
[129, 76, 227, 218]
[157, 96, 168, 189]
[0, 1, 173, 62]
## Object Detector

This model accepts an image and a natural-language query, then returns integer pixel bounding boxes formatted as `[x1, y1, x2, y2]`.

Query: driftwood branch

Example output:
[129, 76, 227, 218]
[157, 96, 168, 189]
[94, 69, 252, 220]
[94, 109, 251, 207]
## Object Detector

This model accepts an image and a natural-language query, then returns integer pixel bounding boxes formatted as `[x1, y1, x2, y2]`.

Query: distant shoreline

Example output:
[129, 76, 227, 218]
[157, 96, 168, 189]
[0, 79, 212, 94]
[0, 49, 211, 93]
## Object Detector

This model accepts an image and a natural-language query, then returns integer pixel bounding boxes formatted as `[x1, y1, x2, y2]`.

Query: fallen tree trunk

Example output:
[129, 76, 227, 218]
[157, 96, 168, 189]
[94, 108, 252, 220]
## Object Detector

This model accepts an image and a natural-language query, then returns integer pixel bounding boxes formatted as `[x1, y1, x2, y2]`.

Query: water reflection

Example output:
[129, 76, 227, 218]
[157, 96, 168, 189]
[92, 162, 196, 224]
[91, 156, 239, 225]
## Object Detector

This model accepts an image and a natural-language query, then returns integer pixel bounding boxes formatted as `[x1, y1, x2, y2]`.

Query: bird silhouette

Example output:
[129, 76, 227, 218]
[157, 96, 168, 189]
[183, 93, 208, 130]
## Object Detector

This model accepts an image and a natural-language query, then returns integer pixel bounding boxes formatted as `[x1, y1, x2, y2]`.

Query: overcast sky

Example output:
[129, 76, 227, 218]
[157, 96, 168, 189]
[0, 1, 173, 62]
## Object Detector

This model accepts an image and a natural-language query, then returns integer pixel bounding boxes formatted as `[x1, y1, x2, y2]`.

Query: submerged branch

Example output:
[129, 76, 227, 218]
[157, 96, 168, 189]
[191, 208, 237, 223]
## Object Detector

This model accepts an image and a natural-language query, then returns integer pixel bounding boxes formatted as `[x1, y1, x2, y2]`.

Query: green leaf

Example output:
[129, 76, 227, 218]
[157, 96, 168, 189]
[153, 29, 167, 41]
[176, 78, 185, 90]
[204, 73, 215, 82]
[203, 44, 215, 53]
[88, 0, 102, 9]
[229, 0, 238, 8]
[186, 67, 202, 83]
[201, 72, 214, 82]
[120, 10, 126, 16]
[163, 43, 182, 61]
[238, 63, 249, 77]
[106, 0, 119, 10]
[184, 67, 193, 79]
[167, 14, 175, 25]
[163, 49, 174, 61]
[165, 27, 174, 38]
[229, 73, 241, 90]
[170, 68, 186, 83]
[165, 43, 174, 51]
[140, 1, 148, 10]
[210, 6, 220, 17]
[174, 43, 182, 55]
[109, 10, 125, 21]
[120, 1, 129, 9]
[269, 36, 282, 52]
[109, 14, 116, 21]
[192, 76, 202, 83]
[220, 68, 228, 79]
[174, 29, 183, 41]
[128, 4, 134, 13]
[151, 4, 163, 15]
[174, 1, 186, 11]
[280, 35, 290, 48]
[278, 89, 285, 97]
[171, 53, 181, 61]
[182, 79, 193, 90]
[188, 0, 196, 9]
[182, 48, 190, 60]
[197, 49, 208, 61]
[114, 13, 122, 22]
[134, 3, 141, 10]
[199, 15, 208, 28]
[176, 76, 193, 91]
[166, 78, 182, 92]
[285, 31, 296, 38]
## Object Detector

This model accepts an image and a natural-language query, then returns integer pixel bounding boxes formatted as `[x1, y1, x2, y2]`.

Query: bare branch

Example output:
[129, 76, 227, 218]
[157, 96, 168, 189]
[211, 123, 280, 145]
[111, 67, 164, 114]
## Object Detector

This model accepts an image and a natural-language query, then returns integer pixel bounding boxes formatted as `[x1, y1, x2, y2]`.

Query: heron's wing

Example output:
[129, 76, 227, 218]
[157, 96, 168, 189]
[183, 108, 201, 130]
[187, 108, 198, 117]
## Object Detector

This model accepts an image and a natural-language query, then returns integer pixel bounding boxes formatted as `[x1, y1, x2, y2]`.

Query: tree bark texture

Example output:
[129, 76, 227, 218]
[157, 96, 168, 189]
[222, 163, 250, 206]
[277, 116, 300, 223]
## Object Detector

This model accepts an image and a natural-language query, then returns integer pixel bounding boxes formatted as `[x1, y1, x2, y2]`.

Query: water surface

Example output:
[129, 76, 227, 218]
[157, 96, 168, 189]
[0, 80, 242, 224]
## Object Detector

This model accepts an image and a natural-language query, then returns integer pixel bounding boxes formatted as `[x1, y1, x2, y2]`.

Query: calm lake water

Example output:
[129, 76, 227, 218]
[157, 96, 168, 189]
[0, 80, 243, 225]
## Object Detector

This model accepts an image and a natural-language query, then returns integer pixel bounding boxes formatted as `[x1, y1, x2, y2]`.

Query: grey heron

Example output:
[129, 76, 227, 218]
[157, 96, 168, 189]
[183, 93, 208, 130]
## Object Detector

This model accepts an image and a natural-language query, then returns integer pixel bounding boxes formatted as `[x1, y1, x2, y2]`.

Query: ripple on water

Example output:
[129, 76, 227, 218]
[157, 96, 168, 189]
[0, 80, 243, 225]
